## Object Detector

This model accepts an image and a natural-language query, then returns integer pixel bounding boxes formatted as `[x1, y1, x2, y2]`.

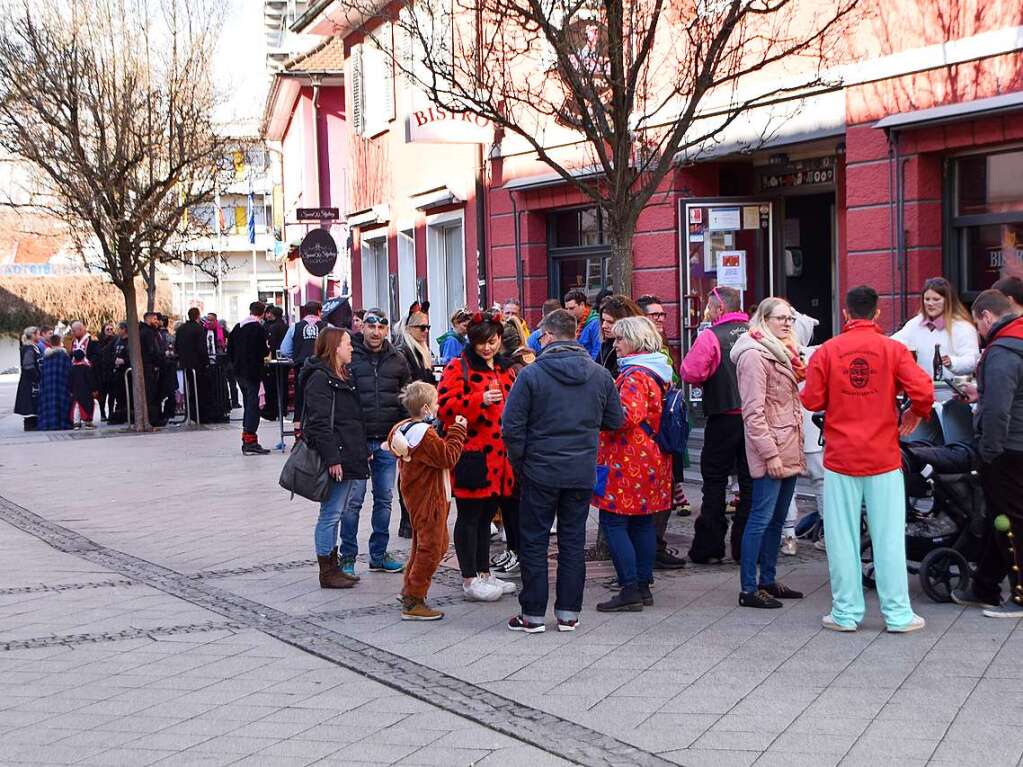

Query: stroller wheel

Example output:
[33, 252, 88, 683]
[919, 548, 971, 603]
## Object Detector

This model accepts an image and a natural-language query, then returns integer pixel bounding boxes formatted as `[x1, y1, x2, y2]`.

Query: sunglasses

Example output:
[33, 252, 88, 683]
[411, 324, 431, 330]
[364, 316, 389, 327]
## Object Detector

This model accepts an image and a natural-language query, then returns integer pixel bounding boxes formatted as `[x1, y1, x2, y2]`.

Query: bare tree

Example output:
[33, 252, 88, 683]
[339, 0, 859, 293]
[0, 0, 229, 429]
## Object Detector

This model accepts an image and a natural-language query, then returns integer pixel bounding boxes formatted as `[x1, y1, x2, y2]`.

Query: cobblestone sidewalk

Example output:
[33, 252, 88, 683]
[0, 409, 1020, 766]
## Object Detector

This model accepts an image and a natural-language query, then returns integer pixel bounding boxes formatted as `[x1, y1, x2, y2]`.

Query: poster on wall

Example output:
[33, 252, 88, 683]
[742, 206, 760, 230]
[718, 250, 747, 290]
[708, 207, 741, 231]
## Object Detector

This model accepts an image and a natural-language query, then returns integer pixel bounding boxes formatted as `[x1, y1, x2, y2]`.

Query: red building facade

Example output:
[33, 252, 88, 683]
[284, 1, 1023, 359]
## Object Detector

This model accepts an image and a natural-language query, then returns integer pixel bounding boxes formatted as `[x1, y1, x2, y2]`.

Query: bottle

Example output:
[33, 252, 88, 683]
[488, 378, 502, 402]
[932, 344, 943, 381]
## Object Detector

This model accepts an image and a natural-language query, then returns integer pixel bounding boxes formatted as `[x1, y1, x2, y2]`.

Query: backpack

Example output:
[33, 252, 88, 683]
[629, 367, 690, 456]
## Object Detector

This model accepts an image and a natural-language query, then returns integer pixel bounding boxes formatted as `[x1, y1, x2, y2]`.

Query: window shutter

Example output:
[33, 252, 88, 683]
[351, 44, 365, 136]
[382, 27, 395, 122]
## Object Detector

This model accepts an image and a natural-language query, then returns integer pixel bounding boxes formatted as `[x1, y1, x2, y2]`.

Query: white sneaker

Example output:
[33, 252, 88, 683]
[463, 577, 503, 602]
[886, 615, 926, 634]
[781, 536, 797, 556]
[484, 573, 517, 595]
[822, 615, 857, 632]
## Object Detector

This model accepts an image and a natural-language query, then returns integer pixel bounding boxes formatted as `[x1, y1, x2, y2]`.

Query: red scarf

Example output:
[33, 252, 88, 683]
[748, 328, 806, 383]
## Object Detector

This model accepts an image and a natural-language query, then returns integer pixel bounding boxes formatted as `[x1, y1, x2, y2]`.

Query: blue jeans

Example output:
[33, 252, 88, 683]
[314, 479, 364, 556]
[517, 479, 589, 623]
[340, 441, 397, 562]
[740, 475, 798, 594]
[600, 511, 655, 589]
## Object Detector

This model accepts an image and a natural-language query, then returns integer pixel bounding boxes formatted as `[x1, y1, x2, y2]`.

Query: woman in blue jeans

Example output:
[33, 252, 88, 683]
[593, 317, 674, 612]
[730, 298, 807, 608]
[299, 327, 370, 589]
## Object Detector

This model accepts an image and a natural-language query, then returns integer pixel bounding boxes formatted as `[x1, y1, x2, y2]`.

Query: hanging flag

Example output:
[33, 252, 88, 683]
[247, 184, 256, 245]
[216, 205, 226, 235]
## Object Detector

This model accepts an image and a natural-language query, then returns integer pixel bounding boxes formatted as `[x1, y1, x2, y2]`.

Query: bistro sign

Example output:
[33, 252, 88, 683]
[299, 228, 338, 277]
[407, 106, 495, 145]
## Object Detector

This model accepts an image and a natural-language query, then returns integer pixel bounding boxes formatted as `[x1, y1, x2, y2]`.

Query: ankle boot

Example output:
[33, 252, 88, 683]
[317, 552, 357, 589]
[639, 583, 654, 606]
[597, 585, 644, 612]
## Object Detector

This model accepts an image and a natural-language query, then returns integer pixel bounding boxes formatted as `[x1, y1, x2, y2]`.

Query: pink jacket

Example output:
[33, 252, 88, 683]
[731, 332, 805, 479]
[680, 312, 750, 385]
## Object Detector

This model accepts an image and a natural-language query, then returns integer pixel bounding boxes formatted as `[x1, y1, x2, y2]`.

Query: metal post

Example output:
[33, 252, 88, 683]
[124, 367, 133, 427]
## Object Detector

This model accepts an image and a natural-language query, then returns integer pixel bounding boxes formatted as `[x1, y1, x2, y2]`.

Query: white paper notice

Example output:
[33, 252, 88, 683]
[708, 207, 741, 231]
[717, 250, 746, 290]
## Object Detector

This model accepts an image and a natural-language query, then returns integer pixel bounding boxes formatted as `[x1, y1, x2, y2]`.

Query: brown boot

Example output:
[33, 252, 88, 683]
[317, 551, 357, 589]
[401, 595, 444, 621]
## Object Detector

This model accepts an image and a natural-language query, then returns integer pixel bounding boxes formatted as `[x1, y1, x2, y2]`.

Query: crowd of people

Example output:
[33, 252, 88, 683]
[296, 275, 1023, 629]
[15, 273, 1023, 629]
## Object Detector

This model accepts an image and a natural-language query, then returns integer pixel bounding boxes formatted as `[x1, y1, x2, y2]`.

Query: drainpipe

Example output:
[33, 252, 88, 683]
[886, 130, 897, 325]
[886, 127, 909, 327]
[476, 144, 488, 310]
[311, 80, 327, 298]
[511, 192, 523, 310]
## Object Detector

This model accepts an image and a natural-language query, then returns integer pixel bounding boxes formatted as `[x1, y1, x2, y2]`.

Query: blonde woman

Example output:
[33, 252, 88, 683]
[730, 297, 806, 609]
[398, 311, 436, 385]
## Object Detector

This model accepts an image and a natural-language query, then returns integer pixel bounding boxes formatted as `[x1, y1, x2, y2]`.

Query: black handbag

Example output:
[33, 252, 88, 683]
[453, 451, 488, 490]
[279, 394, 334, 502]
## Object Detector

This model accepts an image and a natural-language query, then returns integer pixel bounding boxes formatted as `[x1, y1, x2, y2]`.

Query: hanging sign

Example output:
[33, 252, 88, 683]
[296, 207, 339, 221]
[407, 106, 494, 144]
[299, 229, 338, 277]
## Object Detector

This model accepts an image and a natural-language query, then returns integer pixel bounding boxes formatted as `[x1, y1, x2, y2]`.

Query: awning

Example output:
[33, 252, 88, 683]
[503, 165, 611, 192]
[874, 92, 1023, 131]
[346, 205, 390, 228]
[411, 186, 462, 211]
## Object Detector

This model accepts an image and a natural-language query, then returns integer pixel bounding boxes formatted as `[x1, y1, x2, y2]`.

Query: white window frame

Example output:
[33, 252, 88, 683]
[426, 210, 466, 354]
[360, 230, 390, 319]
[397, 227, 418, 319]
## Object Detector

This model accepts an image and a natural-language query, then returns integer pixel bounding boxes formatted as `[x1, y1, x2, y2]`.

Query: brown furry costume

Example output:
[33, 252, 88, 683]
[387, 419, 467, 599]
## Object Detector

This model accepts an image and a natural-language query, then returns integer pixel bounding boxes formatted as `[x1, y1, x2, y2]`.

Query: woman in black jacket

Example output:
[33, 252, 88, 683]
[14, 327, 42, 427]
[299, 326, 371, 590]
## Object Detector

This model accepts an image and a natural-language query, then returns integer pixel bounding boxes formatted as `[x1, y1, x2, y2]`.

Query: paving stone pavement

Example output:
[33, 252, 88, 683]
[0, 386, 1021, 766]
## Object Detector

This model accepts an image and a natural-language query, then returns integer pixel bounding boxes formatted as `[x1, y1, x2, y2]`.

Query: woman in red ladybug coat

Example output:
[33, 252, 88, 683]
[593, 316, 673, 613]
[437, 311, 518, 603]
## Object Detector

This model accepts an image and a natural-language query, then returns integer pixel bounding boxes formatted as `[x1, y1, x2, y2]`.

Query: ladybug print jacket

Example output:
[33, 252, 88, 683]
[436, 353, 518, 499]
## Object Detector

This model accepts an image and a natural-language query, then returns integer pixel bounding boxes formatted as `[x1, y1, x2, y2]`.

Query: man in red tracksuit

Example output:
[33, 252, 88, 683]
[801, 285, 933, 633]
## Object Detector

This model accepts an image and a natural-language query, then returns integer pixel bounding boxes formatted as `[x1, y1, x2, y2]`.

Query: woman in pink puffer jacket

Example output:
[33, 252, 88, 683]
[730, 297, 806, 610]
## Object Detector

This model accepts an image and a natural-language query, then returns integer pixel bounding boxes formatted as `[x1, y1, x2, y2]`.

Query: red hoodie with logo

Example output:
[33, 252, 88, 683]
[800, 320, 934, 476]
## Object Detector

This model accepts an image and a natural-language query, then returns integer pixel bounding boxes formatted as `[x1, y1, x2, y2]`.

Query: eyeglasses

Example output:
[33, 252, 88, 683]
[412, 324, 431, 331]
[364, 316, 389, 327]
[646, 312, 666, 319]
[769, 315, 796, 324]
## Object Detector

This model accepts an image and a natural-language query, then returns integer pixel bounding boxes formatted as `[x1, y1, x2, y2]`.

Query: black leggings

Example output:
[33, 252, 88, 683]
[453, 497, 499, 578]
[499, 497, 520, 555]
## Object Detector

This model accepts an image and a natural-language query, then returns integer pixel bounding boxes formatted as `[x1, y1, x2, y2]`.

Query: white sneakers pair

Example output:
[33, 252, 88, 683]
[463, 573, 517, 602]
[821, 614, 926, 633]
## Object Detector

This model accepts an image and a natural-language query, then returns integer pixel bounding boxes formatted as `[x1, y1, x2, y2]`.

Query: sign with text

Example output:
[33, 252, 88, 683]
[407, 106, 494, 145]
[296, 207, 340, 221]
[299, 228, 338, 277]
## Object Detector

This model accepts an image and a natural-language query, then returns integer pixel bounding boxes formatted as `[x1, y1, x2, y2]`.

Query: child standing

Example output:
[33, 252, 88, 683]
[387, 382, 468, 620]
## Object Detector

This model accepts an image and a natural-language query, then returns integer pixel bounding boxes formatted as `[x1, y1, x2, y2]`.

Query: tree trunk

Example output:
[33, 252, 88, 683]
[146, 256, 156, 313]
[607, 223, 635, 296]
[121, 278, 151, 431]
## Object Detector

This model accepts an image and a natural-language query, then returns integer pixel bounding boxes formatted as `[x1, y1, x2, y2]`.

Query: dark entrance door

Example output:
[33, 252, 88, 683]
[780, 193, 835, 341]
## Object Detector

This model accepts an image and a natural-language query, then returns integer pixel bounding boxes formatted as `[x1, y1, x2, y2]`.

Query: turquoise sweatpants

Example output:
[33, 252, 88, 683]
[823, 468, 915, 629]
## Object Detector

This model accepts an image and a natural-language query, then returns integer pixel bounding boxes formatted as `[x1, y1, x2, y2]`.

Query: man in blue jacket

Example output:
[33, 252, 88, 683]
[502, 309, 624, 633]
[564, 289, 602, 360]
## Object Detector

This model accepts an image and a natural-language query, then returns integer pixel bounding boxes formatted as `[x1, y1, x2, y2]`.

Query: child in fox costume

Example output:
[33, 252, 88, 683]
[388, 382, 467, 620]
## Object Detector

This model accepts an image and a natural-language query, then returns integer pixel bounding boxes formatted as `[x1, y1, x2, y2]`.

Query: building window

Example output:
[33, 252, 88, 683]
[952, 148, 1023, 296]
[361, 235, 390, 317]
[548, 206, 609, 302]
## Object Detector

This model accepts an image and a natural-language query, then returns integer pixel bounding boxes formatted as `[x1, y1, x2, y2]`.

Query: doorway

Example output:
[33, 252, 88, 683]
[779, 193, 836, 341]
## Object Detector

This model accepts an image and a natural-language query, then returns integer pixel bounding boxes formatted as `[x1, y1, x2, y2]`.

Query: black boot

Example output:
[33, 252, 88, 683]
[398, 507, 412, 539]
[639, 583, 653, 606]
[597, 585, 643, 612]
